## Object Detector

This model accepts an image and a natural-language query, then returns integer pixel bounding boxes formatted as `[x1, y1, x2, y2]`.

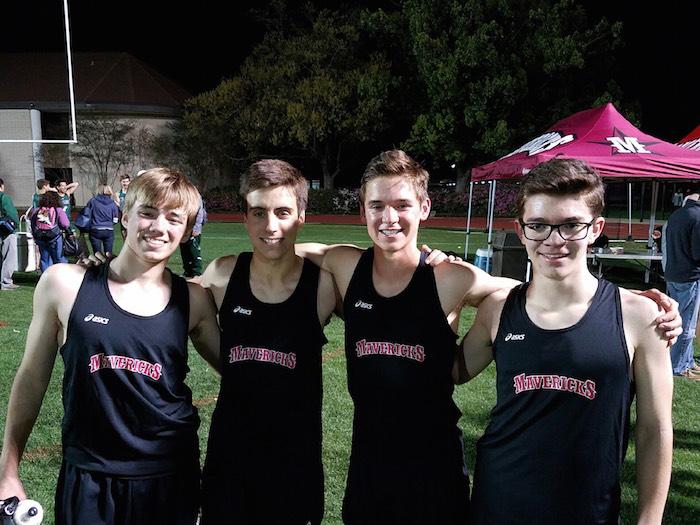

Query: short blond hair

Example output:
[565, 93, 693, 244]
[123, 168, 201, 231]
[359, 150, 429, 203]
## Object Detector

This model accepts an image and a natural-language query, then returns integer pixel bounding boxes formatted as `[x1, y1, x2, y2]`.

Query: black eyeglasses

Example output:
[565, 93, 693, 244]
[519, 220, 595, 241]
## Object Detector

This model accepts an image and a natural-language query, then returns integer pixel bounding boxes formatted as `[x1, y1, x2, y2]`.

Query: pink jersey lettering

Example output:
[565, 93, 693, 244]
[88, 353, 163, 381]
[513, 373, 597, 400]
[354, 339, 425, 363]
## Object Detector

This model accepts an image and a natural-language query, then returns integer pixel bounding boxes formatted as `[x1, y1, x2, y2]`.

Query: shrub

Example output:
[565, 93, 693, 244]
[202, 183, 518, 216]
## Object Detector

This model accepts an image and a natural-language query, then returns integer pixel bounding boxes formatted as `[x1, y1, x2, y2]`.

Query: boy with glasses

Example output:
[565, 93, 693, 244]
[463, 158, 673, 524]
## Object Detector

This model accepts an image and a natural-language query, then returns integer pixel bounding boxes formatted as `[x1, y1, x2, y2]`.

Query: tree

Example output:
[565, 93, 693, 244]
[184, 6, 395, 188]
[37, 143, 72, 181]
[400, 0, 625, 190]
[71, 118, 137, 193]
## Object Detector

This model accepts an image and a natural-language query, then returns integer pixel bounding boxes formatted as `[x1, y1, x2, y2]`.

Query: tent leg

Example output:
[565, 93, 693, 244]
[487, 181, 496, 247]
[464, 182, 474, 260]
[627, 182, 633, 241]
[645, 181, 659, 284]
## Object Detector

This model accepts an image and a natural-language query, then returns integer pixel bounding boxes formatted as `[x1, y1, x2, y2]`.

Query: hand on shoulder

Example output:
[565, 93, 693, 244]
[619, 288, 665, 348]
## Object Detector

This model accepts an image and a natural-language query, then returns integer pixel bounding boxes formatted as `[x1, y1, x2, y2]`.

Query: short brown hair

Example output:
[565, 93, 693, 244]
[359, 150, 429, 203]
[39, 191, 61, 208]
[36, 179, 49, 190]
[120, 173, 131, 181]
[516, 158, 605, 218]
[239, 159, 308, 212]
[123, 168, 201, 231]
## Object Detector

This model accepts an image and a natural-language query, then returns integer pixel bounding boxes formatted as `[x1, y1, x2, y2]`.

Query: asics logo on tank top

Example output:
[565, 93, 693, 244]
[504, 332, 525, 341]
[83, 313, 110, 325]
[233, 305, 253, 315]
[354, 299, 373, 310]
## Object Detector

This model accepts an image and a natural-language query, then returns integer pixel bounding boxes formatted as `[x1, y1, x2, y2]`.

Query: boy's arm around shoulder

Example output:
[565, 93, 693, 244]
[316, 267, 342, 323]
[435, 259, 519, 311]
[0, 265, 84, 500]
[620, 290, 673, 525]
[199, 254, 238, 310]
[455, 287, 510, 384]
[188, 281, 222, 374]
[296, 243, 361, 273]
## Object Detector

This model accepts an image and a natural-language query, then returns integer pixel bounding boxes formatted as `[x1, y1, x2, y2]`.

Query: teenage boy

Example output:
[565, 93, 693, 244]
[116, 173, 130, 210]
[56, 179, 79, 218]
[31, 179, 54, 210]
[297, 150, 679, 524]
[116, 173, 131, 240]
[296, 150, 524, 523]
[463, 159, 673, 524]
[0, 168, 221, 525]
[198, 160, 338, 525]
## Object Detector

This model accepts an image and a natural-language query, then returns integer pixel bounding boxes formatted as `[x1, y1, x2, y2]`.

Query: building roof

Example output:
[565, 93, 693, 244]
[0, 52, 191, 116]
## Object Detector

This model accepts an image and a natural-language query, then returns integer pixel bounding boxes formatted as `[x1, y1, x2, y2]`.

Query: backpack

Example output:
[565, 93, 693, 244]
[31, 207, 62, 241]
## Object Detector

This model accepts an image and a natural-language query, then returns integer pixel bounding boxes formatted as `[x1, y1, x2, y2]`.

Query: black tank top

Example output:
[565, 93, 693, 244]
[204, 253, 327, 520]
[61, 263, 199, 477]
[470, 279, 633, 524]
[342, 248, 468, 524]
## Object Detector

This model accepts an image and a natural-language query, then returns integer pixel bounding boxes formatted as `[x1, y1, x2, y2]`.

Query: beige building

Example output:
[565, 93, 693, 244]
[0, 52, 190, 208]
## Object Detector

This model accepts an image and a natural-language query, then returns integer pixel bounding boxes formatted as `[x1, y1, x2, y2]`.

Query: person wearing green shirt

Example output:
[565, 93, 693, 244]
[31, 179, 55, 210]
[0, 178, 20, 290]
[56, 179, 79, 219]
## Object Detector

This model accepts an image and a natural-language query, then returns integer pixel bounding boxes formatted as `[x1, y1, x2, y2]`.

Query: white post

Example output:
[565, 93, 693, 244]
[30, 109, 44, 182]
[627, 182, 633, 240]
[464, 181, 474, 260]
[487, 180, 497, 247]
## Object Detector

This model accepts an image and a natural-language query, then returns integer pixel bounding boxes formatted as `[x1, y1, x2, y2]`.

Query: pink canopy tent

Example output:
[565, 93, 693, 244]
[464, 103, 700, 258]
[473, 103, 700, 180]
[677, 124, 700, 151]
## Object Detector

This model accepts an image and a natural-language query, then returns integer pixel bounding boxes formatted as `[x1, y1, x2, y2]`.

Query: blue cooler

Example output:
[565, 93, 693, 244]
[474, 247, 492, 273]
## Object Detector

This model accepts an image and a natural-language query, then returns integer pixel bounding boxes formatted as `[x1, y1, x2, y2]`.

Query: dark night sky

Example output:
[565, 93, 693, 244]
[3, 1, 699, 142]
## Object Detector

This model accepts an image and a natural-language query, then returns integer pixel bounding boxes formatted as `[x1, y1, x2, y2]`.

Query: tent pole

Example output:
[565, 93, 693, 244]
[647, 181, 659, 249]
[464, 181, 474, 260]
[487, 181, 497, 247]
[627, 182, 633, 240]
[645, 181, 660, 283]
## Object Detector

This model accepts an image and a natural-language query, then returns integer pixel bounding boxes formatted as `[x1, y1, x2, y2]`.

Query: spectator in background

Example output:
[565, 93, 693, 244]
[664, 191, 700, 380]
[31, 179, 57, 210]
[0, 178, 20, 290]
[179, 196, 207, 278]
[85, 185, 120, 256]
[116, 174, 130, 209]
[56, 178, 79, 221]
[115, 173, 130, 240]
[30, 192, 70, 272]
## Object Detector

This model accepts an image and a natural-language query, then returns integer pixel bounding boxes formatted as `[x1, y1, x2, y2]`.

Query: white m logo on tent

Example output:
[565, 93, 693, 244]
[606, 136, 652, 154]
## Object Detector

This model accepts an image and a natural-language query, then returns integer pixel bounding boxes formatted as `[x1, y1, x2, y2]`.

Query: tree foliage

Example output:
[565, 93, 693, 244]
[183, 5, 395, 188]
[71, 118, 138, 192]
[179, 0, 628, 191]
[400, 0, 624, 182]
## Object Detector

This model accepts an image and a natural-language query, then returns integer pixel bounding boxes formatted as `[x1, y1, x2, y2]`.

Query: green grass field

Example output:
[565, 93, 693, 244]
[1, 222, 699, 524]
